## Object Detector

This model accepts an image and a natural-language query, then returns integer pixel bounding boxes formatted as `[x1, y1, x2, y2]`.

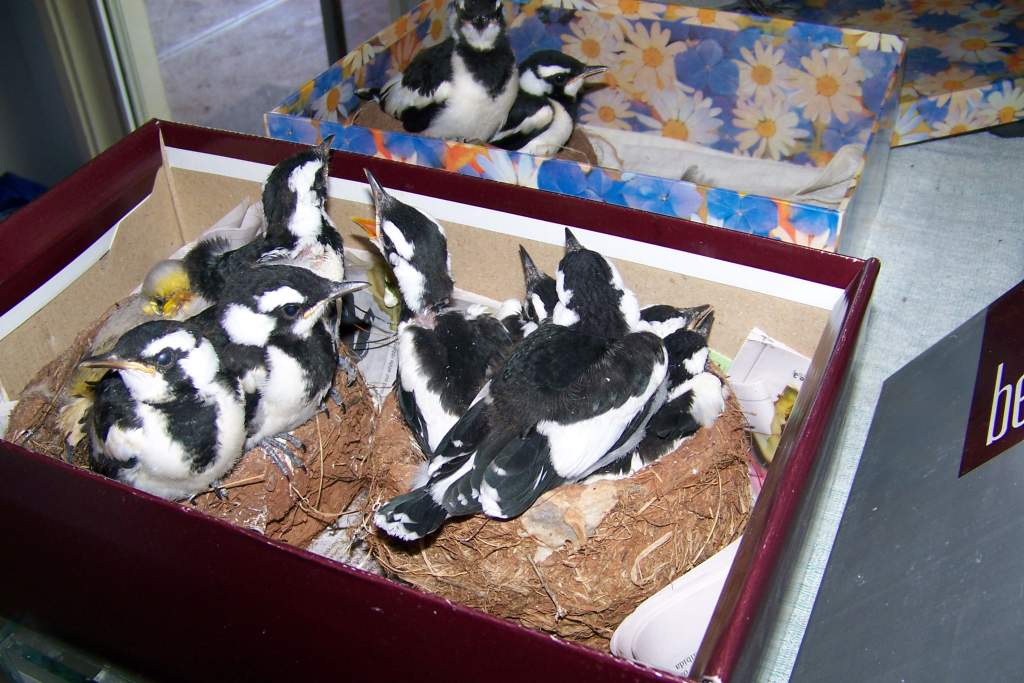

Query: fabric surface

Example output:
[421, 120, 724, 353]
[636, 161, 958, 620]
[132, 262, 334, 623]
[752, 129, 1024, 682]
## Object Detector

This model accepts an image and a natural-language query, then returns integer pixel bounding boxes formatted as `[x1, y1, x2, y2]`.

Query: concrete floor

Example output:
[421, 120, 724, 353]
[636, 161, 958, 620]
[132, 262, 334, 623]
[146, 0, 393, 135]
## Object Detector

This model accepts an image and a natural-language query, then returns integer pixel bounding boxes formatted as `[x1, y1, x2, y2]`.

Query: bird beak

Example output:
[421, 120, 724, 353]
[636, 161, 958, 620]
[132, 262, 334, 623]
[364, 169, 394, 242]
[689, 306, 715, 336]
[567, 65, 608, 91]
[564, 228, 584, 252]
[316, 134, 335, 157]
[304, 281, 371, 318]
[79, 354, 156, 375]
[519, 245, 544, 288]
[352, 216, 378, 239]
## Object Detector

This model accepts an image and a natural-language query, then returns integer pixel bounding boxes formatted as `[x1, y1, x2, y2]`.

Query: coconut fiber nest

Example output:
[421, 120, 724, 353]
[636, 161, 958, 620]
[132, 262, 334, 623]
[364, 387, 753, 650]
[5, 295, 376, 550]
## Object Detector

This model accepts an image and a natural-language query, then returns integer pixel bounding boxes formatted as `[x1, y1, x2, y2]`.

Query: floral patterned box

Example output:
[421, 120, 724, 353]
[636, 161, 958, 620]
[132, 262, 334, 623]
[741, 0, 1024, 145]
[266, 0, 905, 253]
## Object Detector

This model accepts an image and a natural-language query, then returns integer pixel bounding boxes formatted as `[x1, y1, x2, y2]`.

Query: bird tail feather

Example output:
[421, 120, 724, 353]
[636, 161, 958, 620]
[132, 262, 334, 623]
[374, 487, 449, 541]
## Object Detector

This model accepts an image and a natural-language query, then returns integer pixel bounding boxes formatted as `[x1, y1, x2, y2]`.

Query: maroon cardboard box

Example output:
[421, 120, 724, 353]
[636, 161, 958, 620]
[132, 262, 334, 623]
[0, 121, 877, 682]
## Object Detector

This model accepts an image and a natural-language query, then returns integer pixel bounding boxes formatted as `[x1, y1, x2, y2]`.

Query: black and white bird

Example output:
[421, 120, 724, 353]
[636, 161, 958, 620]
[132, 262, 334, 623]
[500, 245, 559, 341]
[374, 229, 669, 540]
[361, 170, 514, 456]
[80, 320, 247, 501]
[188, 265, 368, 472]
[591, 305, 726, 478]
[357, 0, 518, 143]
[182, 136, 345, 304]
[490, 50, 607, 156]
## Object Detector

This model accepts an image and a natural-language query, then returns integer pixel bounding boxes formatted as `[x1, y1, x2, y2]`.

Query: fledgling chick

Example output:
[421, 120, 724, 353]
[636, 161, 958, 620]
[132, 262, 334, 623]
[81, 320, 246, 501]
[500, 245, 559, 342]
[357, 0, 518, 143]
[490, 50, 606, 156]
[591, 306, 726, 479]
[360, 170, 514, 457]
[374, 229, 668, 540]
[182, 136, 345, 303]
[188, 266, 368, 473]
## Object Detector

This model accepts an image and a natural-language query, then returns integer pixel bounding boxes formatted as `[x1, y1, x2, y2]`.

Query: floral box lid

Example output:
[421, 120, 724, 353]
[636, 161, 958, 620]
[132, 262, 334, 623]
[743, 0, 1024, 145]
[267, 0, 905, 252]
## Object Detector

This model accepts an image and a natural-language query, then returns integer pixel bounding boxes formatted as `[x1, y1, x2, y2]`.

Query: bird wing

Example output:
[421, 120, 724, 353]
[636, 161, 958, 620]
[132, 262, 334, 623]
[475, 329, 667, 518]
[379, 39, 456, 130]
[397, 383, 433, 456]
[490, 94, 554, 150]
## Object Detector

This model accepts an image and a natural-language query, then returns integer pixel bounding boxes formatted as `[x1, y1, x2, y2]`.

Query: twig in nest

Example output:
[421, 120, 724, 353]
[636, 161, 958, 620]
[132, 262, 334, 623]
[315, 413, 325, 508]
[194, 474, 266, 498]
[630, 531, 673, 586]
[529, 556, 567, 621]
[691, 466, 724, 564]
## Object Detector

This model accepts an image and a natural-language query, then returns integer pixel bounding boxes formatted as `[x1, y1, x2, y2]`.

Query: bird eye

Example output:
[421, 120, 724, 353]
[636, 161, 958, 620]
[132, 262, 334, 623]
[154, 350, 174, 368]
[282, 303, 301, 319]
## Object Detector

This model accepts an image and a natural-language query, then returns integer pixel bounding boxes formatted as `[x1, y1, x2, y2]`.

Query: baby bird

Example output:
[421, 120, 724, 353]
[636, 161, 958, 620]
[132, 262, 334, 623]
[490, 50, 607, 156]
[81, 320, 246, 501]
[374, 229, 669, 540]
[358, 0, 518, 143]
[183, 136, 345, 303]
[500, 245, 559, 342]
[188, 265, 368, 473]
[592, 306, 726, 478]
[360, 169, 514, 456]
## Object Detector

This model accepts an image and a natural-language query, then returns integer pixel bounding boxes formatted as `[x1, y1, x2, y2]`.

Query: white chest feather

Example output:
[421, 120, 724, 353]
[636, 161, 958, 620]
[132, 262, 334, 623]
[248, 346, 316, 445]
[520, 100, 573, 157]
[398, 326, 461, 452]
[426, 54, 517, 142]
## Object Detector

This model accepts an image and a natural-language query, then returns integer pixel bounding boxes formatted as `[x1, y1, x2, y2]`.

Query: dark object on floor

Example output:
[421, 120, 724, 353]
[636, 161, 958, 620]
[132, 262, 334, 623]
[988, 120, 1024, 138]
[0, 172, 47, 222]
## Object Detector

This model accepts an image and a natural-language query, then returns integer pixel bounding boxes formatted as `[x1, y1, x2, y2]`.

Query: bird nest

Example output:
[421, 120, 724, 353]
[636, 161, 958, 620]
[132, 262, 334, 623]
[363, 388, 753, 649]
[5, 296, 376, 550]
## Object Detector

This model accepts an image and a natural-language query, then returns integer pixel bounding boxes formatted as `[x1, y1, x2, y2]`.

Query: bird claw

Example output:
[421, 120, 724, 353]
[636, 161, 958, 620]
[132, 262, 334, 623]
[337, 354, 359, 387]
[326, 387, 346, 413]
[259, 435, 307, 477]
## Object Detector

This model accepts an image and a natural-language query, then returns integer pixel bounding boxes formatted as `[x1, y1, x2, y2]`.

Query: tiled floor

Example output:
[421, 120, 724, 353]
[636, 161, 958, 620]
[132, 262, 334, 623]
[146, 0, 393, 135]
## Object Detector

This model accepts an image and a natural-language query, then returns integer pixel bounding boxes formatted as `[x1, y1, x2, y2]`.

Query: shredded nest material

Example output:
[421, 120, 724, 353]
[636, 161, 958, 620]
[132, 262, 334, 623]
[364, 390, 753, 649]
[350, 101, 600, 166]
[5, 299, 376, 549]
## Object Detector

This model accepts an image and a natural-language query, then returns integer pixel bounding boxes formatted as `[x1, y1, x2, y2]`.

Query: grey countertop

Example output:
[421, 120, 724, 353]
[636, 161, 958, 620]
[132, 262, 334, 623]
[752, 129, 1024, 682]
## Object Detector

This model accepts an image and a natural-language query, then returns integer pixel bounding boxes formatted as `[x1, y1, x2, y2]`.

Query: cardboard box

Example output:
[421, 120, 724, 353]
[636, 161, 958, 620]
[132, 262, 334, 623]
[0, 120, 877, 682]
[753, 0, 1024, 145]
[266, 0, 905, 256]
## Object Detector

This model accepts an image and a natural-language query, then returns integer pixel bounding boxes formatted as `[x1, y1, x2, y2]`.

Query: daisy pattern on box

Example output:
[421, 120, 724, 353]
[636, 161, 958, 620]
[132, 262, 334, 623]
[890, 104, 932, 146]
[962, 3, 1019, 25]
[931, 105, 994, 137]
[852, 31, 906, 53]
[477, 150, 542, 189]
[540, 0, 599, 10]
[615, 21, 688, 96]
[593, 0, 663, 21]
[636, 88, 724, 145]
[786, 49, 866, 124]
[847, 3, 916, 33]
[912, 66, 990, 112]
[342, 40, 383, 78]
[734, 95, 810, 160]
[736, 40, 790, 105]
[770, 224, 831, 250]
[672, 7, 742, 31]
[311, 81, 355, 123]
[981, 81, 1024, 126]
[908, 0, 971, 16]
[940, 24, 1013, 64]
[560, 13, 625, 70]
[580, 88, 637, 130]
